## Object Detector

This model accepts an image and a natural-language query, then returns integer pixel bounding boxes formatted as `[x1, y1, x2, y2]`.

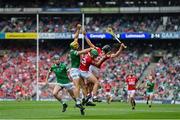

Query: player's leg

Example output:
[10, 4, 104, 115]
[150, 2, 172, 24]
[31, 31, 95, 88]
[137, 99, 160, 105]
[109, 95, 113, 103]
[129, 90, 136, 110]
[149, 93, 154, 108]
[89, 65, 100, 79]
[146, 94, 150, 105]
[16, 92, 20, 101]
[53, 85, 67, 112]
[88, 66, 102, 103]
[80, 71, 98, 105]
[107, 93, 112, 104]
[106, 94, 110, 104]
[79, 78, 94, 106]
[69, 68, 84, 106]
[79, 78, 88, 97]
[128, 92, 133, 109]
[87, 74, 100, 100]
[80, 79, 88, 105]
[132, 92, 136, 107]
[66, 84, 85, 115]
[85, 82, 96, 106]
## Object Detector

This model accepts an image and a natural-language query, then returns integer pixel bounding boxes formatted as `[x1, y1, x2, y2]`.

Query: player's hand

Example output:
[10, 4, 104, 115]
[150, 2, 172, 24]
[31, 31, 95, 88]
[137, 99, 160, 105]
[44, 80, 48, 86]
[82, 30, 86, 35]
[77, 24, 81, 29]
[135, 86, 138, 90]
[121, 43, 127, 48]
[106, 27, 113, 33]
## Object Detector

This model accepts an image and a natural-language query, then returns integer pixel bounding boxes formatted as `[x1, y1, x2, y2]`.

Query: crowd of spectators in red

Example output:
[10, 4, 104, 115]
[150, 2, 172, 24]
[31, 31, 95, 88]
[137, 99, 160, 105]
[0, 41, 179, 101]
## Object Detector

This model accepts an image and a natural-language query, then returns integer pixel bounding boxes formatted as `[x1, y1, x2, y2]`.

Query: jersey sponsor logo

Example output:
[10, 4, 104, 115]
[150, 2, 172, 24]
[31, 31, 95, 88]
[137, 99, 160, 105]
[81, 57, 87, 66]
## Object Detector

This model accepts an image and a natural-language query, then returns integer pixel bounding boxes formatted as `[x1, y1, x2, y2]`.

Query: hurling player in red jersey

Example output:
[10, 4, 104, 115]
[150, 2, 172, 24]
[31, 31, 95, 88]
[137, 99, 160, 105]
[82, 30, 126, 104]
[79, 48, 106, 104]
[125, 72, 138, 110]
[83, 30, 126, 79]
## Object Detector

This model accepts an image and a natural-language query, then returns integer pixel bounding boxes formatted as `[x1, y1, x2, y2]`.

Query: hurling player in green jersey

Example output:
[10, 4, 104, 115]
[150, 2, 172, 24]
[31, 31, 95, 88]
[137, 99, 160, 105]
[46, 55, 85, 115]
[145, 75, 155, 108]
[69, 24, 92, 106]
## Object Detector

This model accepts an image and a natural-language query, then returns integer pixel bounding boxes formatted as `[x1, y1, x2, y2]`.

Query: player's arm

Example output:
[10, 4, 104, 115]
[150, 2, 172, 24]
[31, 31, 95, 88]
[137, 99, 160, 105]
[91, 56, 107, 67]
[45, 68, 52, 84]
[145, 81, 150, 88]
[109, 43, 126, 58]
[153, 78, 157, 85]
[82, 30, 96, 48]
[77, 47, 92, 55]
[73, 24, 81, 42]
[136, 80, 144, 89]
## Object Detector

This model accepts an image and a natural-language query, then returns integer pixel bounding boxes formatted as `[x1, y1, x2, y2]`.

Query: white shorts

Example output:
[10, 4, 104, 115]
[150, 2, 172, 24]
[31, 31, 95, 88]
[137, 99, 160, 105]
[69, 68, 80, 80]
[105, 92, 112, 97]
[58, 83, 74, 90]
[89, 65, 100, 78]
[16, 92, 22, 96]
[128, 90, 136, 98]
[80, 70, 92, 79]
[146, 91, 154, 96]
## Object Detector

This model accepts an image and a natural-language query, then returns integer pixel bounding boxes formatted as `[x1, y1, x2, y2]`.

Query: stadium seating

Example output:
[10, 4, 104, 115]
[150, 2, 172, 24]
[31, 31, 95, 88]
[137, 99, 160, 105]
[1, 16, 180, 33]
[1, 40, 179, 101]
[1, 0, 180, 8]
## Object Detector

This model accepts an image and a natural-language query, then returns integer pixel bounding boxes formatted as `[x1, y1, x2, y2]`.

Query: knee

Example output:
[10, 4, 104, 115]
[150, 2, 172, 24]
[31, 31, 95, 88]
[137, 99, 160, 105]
[94, 80, 99, 85]
[130, 96, 134, 100]
[53, 91, 58, 97]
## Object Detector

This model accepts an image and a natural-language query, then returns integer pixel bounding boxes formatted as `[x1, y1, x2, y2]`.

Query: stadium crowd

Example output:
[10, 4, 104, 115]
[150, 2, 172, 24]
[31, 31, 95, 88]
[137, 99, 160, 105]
[151, 50, 180, 100]
[0, 40, 179, 102]
[0, 41, 36, 99]
[0, 17, 36, 32]
[0, 15, 180, 33]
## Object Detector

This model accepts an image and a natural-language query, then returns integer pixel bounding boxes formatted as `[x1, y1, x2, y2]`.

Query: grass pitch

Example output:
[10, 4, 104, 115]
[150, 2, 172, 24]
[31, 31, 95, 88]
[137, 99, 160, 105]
[0, 101, 180, 119]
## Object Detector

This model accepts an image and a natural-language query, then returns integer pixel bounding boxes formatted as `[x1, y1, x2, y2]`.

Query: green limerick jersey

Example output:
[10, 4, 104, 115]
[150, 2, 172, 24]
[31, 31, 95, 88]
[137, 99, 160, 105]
[50, 63, 70, 84]
[146, 80, 155, 93]
[70, 49, 80, 68]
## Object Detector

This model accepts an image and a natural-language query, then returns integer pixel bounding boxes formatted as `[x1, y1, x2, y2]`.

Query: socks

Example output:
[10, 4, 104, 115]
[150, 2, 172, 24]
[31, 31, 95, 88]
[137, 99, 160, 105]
[59, 99, 65, 105]
[76, 97, 81, 105]
[89, 97, 93, 102]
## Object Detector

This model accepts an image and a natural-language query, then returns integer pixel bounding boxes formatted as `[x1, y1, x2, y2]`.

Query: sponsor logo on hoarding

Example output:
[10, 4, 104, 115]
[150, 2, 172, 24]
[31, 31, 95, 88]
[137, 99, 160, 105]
[160, 32, 180, 39]
[5, 33, 37, 39]
[87, 33, 112, 39]
[121, 33, 150, 39]
[39, 33, 72, 39]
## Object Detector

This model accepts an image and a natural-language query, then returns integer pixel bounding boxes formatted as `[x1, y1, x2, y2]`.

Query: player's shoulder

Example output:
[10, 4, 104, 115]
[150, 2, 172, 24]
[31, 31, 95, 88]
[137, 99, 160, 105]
[70, 49, 75, 53]
[133, 75, 138, 79]
[70, 49, 78, 55]
[146, 80, 150, 83]
[84, 53, 90, 58]
[126, 75, 131, 79]
[60, 62, 67, 67]
[50, 64, 57, 70]
[85, 54, 92, 62]
[96, 47, 102, 53]
[51, 64, 57, 68]
[96, 47, 101, 50]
